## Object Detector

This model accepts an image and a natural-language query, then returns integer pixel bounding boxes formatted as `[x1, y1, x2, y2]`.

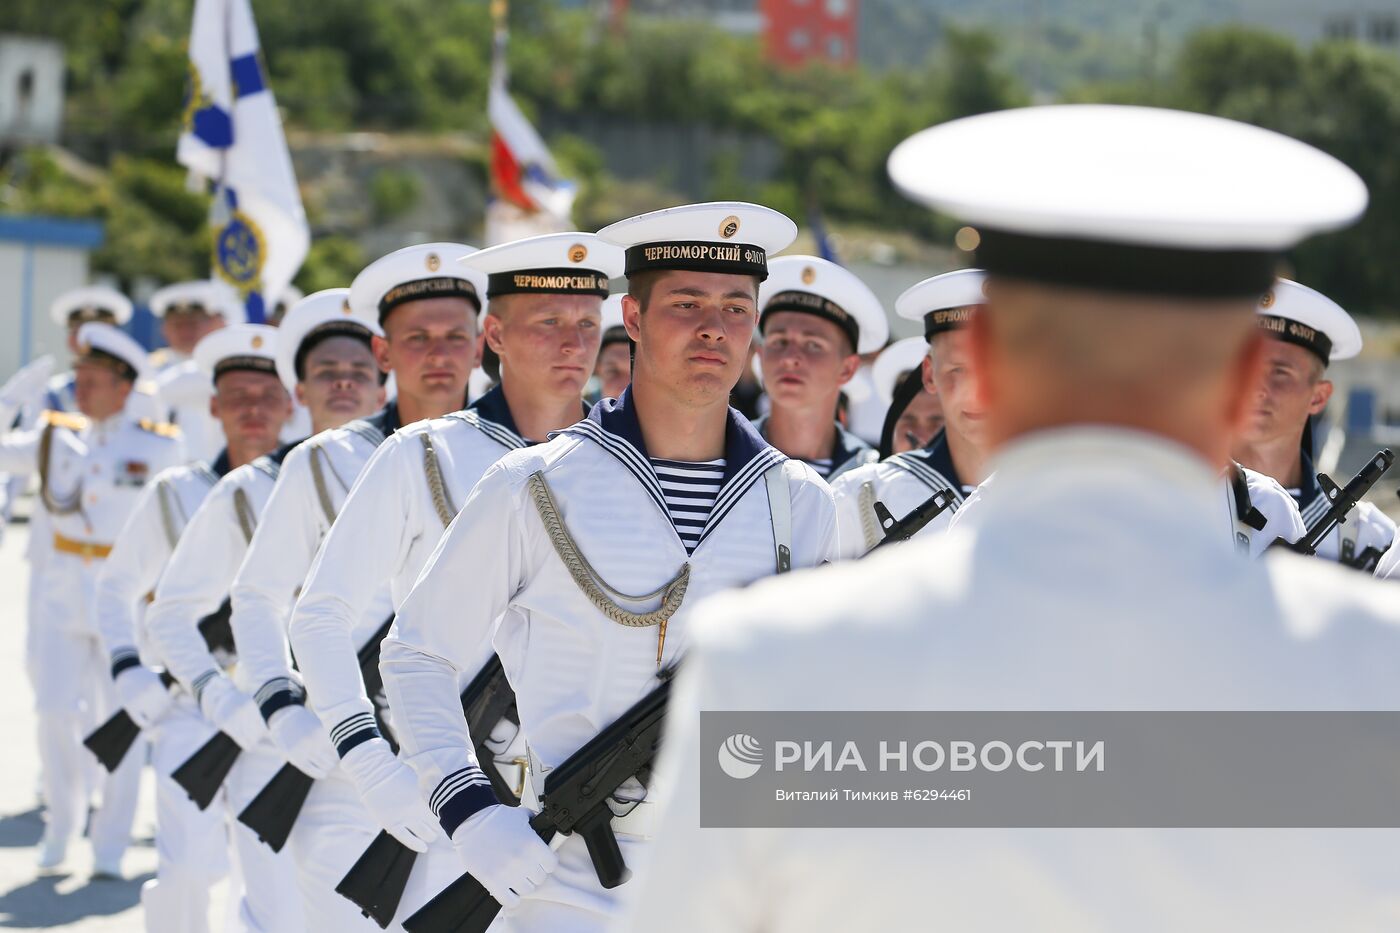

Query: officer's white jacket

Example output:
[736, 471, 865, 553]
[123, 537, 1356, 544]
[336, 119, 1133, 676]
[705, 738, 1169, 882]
[622, 427, 1400, 933]
[229, 411, 394, 722]
[1291, 451, 1395, 569]
[381, 391, 839, 834]
[93, 451, 233, 675]
[0, 411, 184, 635]
[830, 430, 972, 557]
[290, 387, 537, 752]
[146, 442, 297, 697]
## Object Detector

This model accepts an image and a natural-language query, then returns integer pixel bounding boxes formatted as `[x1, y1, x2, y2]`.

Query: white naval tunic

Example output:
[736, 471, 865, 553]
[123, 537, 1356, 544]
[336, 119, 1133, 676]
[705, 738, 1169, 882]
[622, 427, 1400, 933]
[229, 411, 395, 724]
[381, 391, 838, 930]
[288, 387, 542, 926]
[290, 387, 536, 754]
[830, 429, 972, 558]
[93, 452, 233, 933]
[142, 440, 306, 933]
[225, 404, 407, 933]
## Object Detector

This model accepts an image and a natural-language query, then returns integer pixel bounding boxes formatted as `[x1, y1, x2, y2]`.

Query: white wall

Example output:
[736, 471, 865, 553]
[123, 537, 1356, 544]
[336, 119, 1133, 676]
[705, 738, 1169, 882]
[0, 241, 92, 382]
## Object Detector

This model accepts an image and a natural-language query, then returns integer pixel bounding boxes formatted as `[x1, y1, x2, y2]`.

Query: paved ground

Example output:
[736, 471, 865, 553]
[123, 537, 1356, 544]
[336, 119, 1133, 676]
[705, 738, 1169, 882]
[0, 518, 229, 930]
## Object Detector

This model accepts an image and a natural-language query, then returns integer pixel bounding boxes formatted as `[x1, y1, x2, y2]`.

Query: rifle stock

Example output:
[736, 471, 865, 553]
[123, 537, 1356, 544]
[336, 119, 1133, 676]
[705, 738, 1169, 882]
[237, 763, 315, 851]
[172, 731, 242, 810]
[335, 829, 419, 929]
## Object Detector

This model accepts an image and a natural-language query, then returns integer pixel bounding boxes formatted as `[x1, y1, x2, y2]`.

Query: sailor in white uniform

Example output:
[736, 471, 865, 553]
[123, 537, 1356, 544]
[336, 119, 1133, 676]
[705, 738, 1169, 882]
[0, 323, 185, 875]
[751, 255, 885, 482]
[92, 325, 295, 931]
[380, 202, 838, 933]
[227, 249, 478, 927]
[621, 106, 1400, 932]
[145, 280, 249, 462]
[285, 232, 619, 923]
[146, 292, 383, 930]
[1231, 279, 1394, 568]
[830, 270, 989, 556]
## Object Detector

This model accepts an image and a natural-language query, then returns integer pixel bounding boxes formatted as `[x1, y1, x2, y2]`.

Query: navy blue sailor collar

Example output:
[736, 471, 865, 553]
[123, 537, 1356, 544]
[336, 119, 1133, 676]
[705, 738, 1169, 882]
[464, 383, 591, 448]
[1290, 448, 1325, 527]
[210, 448, 233, 478]
[581, 386, 780, 488]
[363, 399, 402, 436]
[752, 414, 871, 475]
[889, 428, 969, 498]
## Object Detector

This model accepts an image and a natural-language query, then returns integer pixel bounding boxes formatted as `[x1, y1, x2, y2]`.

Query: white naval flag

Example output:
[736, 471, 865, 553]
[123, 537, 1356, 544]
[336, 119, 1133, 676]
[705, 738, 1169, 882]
[177, 0, 308, 324]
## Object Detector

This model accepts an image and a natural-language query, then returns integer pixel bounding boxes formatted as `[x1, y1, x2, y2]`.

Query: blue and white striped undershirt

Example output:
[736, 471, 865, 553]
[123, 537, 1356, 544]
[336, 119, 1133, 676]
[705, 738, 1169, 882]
[650, 457, 725, 554]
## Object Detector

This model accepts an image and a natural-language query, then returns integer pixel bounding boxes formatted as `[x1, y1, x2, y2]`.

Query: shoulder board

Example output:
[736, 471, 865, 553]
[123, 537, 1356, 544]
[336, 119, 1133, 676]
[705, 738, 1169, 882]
[137, 418, 182, 439]
[192, 463, 220, 487]
[40, 410, 87, 431]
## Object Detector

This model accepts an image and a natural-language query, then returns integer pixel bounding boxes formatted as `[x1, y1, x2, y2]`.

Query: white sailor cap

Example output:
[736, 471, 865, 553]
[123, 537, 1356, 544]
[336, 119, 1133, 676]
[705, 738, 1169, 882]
[599, 294, 629, 347]
[888, 105, 1367, 298]
[759, 256, 888, 355]
[349, 243, 485, 327]
[895, 269, 987, 342]
[193, 324, 280, 385]
[871, 337, 929, 405]
[597, 201, 798, 282]
[1256, 278, 1361, 365]
[75, 322, 149, 383]
[149, 280, 247, 324]
[49, 286, 133, 327]
[460, 232, 623, 300]
[275, 288, 380, 393]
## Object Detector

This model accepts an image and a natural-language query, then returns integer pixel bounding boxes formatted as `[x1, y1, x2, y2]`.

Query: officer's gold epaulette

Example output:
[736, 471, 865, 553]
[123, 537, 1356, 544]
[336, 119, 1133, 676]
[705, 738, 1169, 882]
[40, 410, 88, 431]
[137, 418, 182, 439]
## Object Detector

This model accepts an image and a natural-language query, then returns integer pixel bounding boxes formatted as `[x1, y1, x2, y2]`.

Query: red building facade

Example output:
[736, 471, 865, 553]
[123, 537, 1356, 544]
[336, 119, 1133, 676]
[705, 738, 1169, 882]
[761, 0, 859, 68]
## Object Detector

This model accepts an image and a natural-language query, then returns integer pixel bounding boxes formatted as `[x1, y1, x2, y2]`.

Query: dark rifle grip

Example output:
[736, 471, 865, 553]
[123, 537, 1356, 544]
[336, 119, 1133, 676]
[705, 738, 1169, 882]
[171, 731, 242, 810]
[335, 829, 418, 929]
[574, 804, 630, 888]
[237, 763, 314, 852]
[403, 821, 557, 933]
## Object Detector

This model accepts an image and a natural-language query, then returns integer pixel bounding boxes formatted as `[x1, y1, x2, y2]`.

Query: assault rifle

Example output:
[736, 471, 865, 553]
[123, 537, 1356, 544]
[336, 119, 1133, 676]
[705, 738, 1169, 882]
[402, 674, 673, 933]
[335, 653, 521, 928]
[870, 487, 959, 551]
[1274, 449, 1394, 560]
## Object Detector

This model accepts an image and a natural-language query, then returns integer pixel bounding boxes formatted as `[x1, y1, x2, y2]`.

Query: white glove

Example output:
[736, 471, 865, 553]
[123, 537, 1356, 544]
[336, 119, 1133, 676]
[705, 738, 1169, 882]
[451, 804, 558, 909]
[267, 705, 338, 779]
[341, 737, 441, 852]
[114, 666, 173, 729]
[0, 355, 54, 411]
[198, 675, 266, 750]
